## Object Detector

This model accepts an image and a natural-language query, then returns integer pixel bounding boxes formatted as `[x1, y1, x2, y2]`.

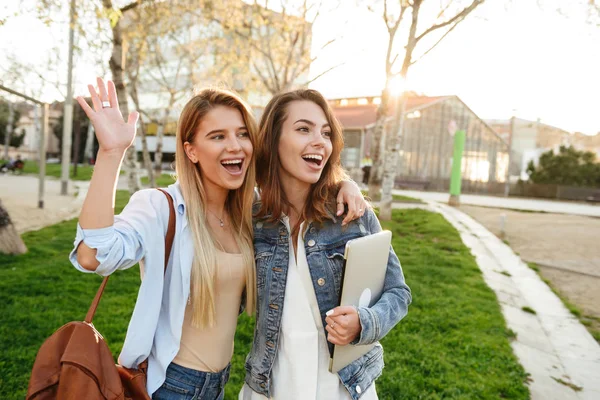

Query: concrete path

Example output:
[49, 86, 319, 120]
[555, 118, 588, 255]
[0, 174, 88, 233]
[392, 189, 600, 217]
[0, 171, 164, 233]
[428, 201, 600, 400]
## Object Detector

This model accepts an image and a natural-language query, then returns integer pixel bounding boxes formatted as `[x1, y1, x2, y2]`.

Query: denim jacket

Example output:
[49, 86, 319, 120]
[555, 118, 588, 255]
[244, 205, 412, 399]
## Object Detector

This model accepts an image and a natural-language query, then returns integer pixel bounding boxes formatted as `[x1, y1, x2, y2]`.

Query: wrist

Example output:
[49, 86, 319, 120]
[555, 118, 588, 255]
[97, 148, 127, 160]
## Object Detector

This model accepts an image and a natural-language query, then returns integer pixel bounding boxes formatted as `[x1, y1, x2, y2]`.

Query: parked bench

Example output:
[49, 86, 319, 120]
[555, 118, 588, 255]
[586, 191, 600, 203]
[395, 179, 430, 191]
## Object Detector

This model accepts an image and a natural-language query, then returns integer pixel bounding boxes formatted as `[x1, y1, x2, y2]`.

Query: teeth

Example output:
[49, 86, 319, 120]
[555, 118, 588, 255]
[302, 154, 323, 161]
[221, 159, 243, 165]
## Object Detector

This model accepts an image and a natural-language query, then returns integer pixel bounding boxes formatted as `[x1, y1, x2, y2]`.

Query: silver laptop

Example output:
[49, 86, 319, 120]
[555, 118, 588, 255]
[329, 230, 392, 373]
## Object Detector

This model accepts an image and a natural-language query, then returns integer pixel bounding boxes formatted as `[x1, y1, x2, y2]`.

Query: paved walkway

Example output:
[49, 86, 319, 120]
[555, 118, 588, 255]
[0, 174, 88, 233]
[392, 189, 600, 217]
[425, 201, 600, 400]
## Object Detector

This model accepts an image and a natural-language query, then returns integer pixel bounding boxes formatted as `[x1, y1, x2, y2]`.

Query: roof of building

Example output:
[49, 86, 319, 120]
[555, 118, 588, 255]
[332, 95, 448, 129]
[485, 117, 572, 135]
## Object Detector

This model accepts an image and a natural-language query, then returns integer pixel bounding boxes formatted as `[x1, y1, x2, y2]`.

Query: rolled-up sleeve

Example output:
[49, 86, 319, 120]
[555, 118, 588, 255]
[69, 189, 166, 277]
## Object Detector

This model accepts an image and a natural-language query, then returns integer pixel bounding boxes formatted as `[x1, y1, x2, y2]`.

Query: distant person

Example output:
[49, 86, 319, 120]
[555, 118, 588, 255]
[0, 155, 23, 173]
[361, 156, 373, 185]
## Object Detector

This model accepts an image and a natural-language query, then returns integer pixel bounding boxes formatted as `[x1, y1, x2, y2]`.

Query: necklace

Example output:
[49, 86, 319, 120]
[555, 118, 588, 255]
[207, 208, 225, 227]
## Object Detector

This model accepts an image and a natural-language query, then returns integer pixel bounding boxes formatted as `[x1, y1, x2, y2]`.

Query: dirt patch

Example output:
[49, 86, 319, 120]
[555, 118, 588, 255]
[460, 205, 600, 340]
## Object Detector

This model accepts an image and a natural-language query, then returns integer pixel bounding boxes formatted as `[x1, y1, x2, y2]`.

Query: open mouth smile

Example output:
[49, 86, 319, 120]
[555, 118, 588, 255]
[302, 154, 324, 168]
[221, 158, 244, 175]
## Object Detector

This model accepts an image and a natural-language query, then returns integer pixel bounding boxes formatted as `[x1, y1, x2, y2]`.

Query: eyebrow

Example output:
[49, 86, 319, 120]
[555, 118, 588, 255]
[294, 119, 330, 128]
[205, 126, 247, 136]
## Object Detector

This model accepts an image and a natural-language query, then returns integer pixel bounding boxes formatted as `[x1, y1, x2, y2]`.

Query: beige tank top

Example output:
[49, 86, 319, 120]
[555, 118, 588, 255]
[172, 251, 245, 372]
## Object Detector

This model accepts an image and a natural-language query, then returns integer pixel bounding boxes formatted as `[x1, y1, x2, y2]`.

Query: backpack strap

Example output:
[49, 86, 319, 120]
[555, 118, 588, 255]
[84, 188, 176, 324]
[156, 188, 176, 271]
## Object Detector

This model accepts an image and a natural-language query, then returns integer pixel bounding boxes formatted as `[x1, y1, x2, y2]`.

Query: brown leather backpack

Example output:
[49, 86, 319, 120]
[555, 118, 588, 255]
[27, 189, 176, 400]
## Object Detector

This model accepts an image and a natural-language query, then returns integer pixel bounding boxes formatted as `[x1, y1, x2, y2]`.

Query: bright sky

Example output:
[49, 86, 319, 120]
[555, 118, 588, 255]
[1, 0, 599, 135]
[309, 0, 600, 135]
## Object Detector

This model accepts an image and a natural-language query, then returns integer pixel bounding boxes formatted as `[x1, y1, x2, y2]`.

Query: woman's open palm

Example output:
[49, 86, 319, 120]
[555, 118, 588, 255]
[77, 77, 139, 153]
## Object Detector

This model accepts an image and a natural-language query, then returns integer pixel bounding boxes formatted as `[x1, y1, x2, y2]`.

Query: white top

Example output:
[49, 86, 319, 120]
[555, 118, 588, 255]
[69, 182, 207, 396]
[240, 219, 377, 400]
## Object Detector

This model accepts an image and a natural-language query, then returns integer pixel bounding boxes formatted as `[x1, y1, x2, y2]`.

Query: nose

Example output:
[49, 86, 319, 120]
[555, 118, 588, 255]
[225, 134, 243, 153]
[311, 131, 326, 148]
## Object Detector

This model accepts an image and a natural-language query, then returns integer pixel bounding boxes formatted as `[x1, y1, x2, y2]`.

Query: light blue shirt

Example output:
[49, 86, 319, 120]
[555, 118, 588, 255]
[69, 182, 194, 396]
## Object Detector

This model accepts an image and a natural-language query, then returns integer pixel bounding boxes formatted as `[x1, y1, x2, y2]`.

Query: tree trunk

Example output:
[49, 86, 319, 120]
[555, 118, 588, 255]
[380, 90, 408, 221]
[368, 86, 391, 199]
[128, 78, 155, 187]
[379, 1, 420, 221]
[103, 0, 140, 194]
[154, 97, 175, 179]
[139, 120, 155, 187]
[0, 200, 27, 255]
[154, 107, 169, 179]
[83, 122, 95, 163]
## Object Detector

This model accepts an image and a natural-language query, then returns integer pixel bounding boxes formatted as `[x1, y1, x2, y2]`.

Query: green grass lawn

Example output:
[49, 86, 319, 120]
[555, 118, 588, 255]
[19, 160, 97, 181]
[0, 194, 529, 399]
[141, 173, 177, 187]
[16, 159, 171, 185]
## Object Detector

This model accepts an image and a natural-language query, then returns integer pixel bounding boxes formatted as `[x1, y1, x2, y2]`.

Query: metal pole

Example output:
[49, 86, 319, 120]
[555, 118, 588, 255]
[3, 101, 15, 160]
[39, 104, 49, 209]
[60, 0, 76, 195]
[73, 114, 81, 177]
[504, 115, 515, 197]
[448, 130, 466, 206]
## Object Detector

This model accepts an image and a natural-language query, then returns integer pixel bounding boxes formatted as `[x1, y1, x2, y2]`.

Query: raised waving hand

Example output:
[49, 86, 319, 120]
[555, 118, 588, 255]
[76, 77, 139, 153]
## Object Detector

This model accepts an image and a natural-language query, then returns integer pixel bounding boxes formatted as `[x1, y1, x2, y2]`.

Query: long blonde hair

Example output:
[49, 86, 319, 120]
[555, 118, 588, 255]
[175, 88, 256, 328]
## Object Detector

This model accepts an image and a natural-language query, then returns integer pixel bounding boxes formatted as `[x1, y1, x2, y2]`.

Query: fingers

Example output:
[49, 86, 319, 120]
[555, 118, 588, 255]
[325, 320, 341, 335]
[97, 77, 109, 103]
[76, 96, 94, 119]
[128, 111, 139, 126]
[356, 198, 366, 218]
[326, 305, 355, 318]
[334, 306, 357, 315]
[326, 326, 350, 346]
[336, 202, 344, 217]
[326, 315, 347, 331]
[342, 200, 356, 226]
[336, 191, 344, 216]
[88, 84, 102, 112]
[327, 333, 344, 346]
[107, 79, 119, 108]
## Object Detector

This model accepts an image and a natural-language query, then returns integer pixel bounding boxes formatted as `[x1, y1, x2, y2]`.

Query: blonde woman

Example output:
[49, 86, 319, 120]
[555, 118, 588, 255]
[70, 78, 366, 400]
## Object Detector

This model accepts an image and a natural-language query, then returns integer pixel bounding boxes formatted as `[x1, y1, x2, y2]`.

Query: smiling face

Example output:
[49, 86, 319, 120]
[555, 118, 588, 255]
[277, 100, 333, 190]
[183, 105, 253, 192]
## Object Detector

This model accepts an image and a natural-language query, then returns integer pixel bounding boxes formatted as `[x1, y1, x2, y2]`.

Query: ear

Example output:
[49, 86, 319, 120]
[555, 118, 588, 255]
[183, 141, 198, 164]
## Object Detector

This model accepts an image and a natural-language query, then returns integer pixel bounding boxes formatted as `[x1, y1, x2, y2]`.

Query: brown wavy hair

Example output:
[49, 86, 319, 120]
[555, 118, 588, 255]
[255, 89, 347, 225]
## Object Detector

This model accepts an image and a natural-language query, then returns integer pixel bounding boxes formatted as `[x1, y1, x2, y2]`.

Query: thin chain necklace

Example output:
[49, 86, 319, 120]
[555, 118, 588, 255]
[207, 208, 226, 228]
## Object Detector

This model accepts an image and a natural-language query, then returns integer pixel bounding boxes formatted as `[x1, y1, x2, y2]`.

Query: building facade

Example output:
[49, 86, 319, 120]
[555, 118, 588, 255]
[332, 95, 510, 194]
[487, 117, 600, 180]
[126, 1, 312, 161]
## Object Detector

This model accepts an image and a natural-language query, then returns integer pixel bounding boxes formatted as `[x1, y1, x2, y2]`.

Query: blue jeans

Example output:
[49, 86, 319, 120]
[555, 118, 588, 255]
[152, 362, 231, 400]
